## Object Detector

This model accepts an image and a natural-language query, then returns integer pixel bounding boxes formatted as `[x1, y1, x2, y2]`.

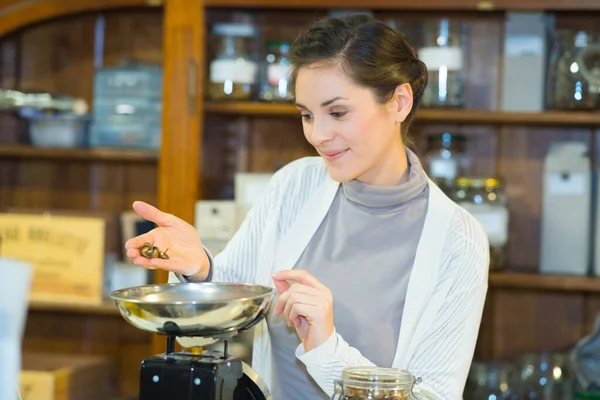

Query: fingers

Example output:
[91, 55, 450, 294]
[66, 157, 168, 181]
[273, 278, 291, 294]
[132, 201, 178, 227]
[272, 270, 328, 291]
[274, 284, 321, 316]
[282, 292, 320, 327]
[124, 230, 157, 251]
[129, 254, 193, 275]
[289, 303, 317, 328]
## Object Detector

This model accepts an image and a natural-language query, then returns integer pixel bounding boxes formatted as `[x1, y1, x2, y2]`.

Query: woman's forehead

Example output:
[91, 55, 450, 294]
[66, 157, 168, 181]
[295, 66, 359, 102]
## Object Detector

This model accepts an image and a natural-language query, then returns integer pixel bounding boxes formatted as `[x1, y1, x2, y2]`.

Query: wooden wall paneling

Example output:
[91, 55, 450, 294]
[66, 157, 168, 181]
[10, 160, 56, 208]
[0, 160, 16, 210]
[0, 35, 26, 145]
[121, 162, 158, 207]
[583, 294, 600, 337]
[91, 163, 126, 212]
[101, 9, 163, 68]
[202, 114, 236, 199]
[18, 14, 97, 106]
[497, 127, 592, 271]
[23, 310, 151, 398]
[247, 117, 314, 172]
[473, 287, 497, 362]
[486, 289, 586, 360]
[0, 0, 152, 38]
[0, 34, 18, 87]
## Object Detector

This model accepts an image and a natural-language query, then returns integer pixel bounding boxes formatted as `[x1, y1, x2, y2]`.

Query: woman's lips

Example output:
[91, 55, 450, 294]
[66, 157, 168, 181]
[321, 149, 348, 161]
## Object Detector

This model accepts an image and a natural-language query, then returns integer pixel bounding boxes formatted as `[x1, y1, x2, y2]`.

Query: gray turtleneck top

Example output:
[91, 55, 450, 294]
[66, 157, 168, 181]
[265, 148, 430, 399]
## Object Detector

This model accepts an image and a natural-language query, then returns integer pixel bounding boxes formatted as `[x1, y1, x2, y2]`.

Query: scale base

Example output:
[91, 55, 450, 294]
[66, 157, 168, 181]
[139, 351, 269, 400]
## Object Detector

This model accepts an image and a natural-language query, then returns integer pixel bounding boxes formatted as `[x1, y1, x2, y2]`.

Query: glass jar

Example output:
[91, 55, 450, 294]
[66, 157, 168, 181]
[516, 352, 574, 400]
[425, 132, 467, 194]
[464, 361, 519, 399]
[259, 41, 293, 102]
[331, 367, 438, 400]
[208, 23, 258, 101]
[453, 177, 509, 271]
[418, 18, 468, 108]
[546, 30, 600, 111]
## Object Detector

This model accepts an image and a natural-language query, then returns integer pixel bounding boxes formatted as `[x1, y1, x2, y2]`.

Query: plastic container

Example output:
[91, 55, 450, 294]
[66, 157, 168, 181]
[89, 121, 160, 149]
[18, 108, 89, 148]
[94, 64, 163, 98]
[92, 96, 162, 124]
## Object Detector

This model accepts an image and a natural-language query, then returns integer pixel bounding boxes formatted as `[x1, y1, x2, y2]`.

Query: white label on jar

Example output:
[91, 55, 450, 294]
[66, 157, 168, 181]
[547, 172, 586, 196]
[268, 64, 292, 85]
[459, 203, 509, 247]
[428, 158, 458, 180]
[210, 59, 257, 84]
[418, 47, 463, 71]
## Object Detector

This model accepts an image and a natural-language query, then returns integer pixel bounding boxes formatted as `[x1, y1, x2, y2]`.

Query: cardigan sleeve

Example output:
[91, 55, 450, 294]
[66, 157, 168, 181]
[295, 209, 490, 399]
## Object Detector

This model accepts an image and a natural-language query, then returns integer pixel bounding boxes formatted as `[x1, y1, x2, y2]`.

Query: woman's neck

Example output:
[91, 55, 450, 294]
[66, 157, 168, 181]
[356, 140, 409, 187]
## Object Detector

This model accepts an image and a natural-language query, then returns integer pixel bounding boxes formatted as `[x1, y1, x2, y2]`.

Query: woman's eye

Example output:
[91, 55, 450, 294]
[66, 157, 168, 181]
[301, 114, 313, 122]
[330, 111, 347, 119]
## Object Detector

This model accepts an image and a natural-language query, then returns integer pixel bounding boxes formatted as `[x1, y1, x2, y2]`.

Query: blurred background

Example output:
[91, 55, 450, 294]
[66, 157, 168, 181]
[1, 0, 600, 399]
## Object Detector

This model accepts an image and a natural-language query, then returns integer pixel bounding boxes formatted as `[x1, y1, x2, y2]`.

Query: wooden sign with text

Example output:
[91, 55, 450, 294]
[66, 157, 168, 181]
[0, 212, 106, 305]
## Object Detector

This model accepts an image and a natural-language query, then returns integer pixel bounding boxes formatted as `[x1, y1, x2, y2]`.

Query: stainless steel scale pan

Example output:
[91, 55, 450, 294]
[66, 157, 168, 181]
[110, 282, 275, 338]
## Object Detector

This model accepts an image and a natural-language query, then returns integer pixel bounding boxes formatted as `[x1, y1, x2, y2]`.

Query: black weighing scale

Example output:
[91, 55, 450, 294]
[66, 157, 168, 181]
[110, 282, 275, 400]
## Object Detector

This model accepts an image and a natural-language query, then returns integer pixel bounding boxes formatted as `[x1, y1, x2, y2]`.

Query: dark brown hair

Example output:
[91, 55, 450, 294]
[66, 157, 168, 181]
[289, 13, 428, 141]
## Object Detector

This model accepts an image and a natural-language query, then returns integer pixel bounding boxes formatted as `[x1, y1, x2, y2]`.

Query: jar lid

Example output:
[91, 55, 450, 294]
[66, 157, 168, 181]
[212, 23, 257, 38]
[340, 366, 415, 385]
[454, 176, 502, 189]
[455, 177, 473, 188]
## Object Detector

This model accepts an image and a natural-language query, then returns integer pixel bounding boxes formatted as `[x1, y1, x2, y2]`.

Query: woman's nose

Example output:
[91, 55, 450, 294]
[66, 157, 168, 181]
[310, 118, 334, 145]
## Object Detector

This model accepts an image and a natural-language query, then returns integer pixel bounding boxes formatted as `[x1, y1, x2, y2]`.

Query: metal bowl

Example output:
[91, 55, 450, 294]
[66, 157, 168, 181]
[110, 282, 276, 338]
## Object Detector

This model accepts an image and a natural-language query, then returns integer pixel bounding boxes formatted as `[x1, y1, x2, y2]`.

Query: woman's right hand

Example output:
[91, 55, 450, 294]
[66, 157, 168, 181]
[124, 201, 210, 280]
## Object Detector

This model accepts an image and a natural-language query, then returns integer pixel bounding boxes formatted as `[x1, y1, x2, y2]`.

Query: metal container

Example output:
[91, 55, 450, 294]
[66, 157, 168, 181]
[110, 282, 275, 338]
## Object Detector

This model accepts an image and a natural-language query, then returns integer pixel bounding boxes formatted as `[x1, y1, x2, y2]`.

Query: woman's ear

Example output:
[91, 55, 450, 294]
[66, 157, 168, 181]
[390, 83, 414, 124]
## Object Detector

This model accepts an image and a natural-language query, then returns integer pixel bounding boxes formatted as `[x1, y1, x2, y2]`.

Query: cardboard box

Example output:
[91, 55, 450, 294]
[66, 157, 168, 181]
[0, 211, 112, 305]
[19, 353, 116, 400]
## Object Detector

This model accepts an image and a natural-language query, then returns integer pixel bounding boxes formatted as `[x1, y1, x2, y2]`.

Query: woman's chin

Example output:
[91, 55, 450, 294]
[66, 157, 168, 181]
[325, 165, 357, 184]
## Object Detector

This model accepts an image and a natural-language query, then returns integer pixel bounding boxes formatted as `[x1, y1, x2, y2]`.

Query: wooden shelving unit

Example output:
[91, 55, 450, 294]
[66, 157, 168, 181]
[205, 101, 600, 127]
[203, 0, 600, 10]
[3, 0, 600, 397]
[28, 299, 120, 315]
[0, 145, 158, 162]
[489, 272, 600, 293]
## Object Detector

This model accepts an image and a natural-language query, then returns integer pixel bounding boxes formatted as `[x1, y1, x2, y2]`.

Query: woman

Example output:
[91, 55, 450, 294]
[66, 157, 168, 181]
[126, 13, 489, 399]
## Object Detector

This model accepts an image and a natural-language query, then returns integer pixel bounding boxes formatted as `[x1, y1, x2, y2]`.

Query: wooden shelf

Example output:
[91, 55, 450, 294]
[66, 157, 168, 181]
[489, 272, 600, 293]
[204, 0, 600, 11]
[0, 145, 158, 162]
[28, 299, 120, 315]
[205, 102, 600, 127]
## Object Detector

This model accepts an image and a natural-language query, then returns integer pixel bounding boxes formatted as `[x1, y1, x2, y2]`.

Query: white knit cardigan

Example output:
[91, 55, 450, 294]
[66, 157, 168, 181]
[171, 156, 490, 399]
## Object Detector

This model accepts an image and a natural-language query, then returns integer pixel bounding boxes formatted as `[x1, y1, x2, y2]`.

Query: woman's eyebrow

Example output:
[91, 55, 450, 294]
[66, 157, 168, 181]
[295, 96, 348, 110]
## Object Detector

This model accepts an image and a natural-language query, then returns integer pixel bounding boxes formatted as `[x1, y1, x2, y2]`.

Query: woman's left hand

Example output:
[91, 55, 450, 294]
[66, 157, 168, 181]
[271, 270, 334, 352]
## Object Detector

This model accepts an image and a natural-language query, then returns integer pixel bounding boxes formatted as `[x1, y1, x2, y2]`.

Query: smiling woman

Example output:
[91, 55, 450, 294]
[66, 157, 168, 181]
[125, 13, 489, 400]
